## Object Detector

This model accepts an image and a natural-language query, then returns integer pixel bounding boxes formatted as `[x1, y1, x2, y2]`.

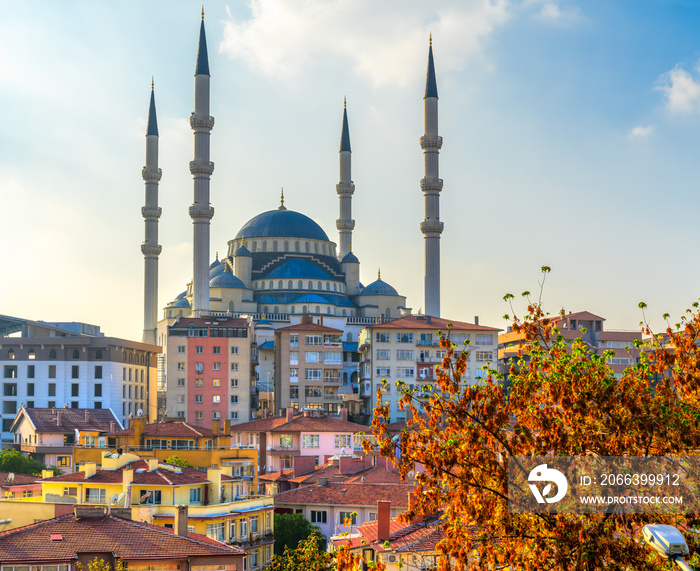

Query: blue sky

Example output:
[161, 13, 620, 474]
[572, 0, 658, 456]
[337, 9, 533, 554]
[2, 0, 700, 339]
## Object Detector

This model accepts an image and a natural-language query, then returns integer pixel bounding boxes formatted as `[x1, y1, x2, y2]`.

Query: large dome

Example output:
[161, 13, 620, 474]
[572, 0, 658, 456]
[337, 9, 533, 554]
[234, 209, 329, 242]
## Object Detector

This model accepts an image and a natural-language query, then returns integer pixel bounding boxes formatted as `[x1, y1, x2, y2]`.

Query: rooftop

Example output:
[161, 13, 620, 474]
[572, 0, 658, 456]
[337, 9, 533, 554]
[274, 482, 414, 508]
[11, 408, 121, 435]
[369, 314, 500, 332]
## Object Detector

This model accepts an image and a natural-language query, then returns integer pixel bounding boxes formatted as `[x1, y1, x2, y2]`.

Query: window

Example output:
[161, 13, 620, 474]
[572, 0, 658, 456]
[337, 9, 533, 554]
[305, 369, 322, 380]
[376, 349, 390, 360]
[195, 378, 203, 387]
[213, 378, 221, 387]
[94, 401, 102, 409]
[396, 350, 414, 360]
[177, 395, 185, 403]
[310, 510, 327, 524]
[213, 395, 221, 404]
[71, 383, 79, 397]
[49, 348, 57, 359]
[48, 383, 56, 397]
[177, 378, 185, 386]
[324, 351, 342, 363]
[397, 367, 415, 377]
[290, 368, 299, 380]
[231, 346, 239, 354]
[335, 434, 351, 448]
[26, 400, 34, 408]
[71, 401, 79, 409]
[231, 411, 238, 419]
[475, 334, 493, 345]
[290, 352, 298, 365]
[72, 349, 80, 359]
[206, 522, 225, 541]
[213, 346, 221, 354]
[305, 351, 322, 363]
[289, 334, 299, 348]
[302, 434, 320, 448]
[240, 518, 248, 538]
[475, 351, 494, 362]
[195, 395, 203, 403]
[213, 362, 221, 371]
[48, 365, 56, 379]
[190, 487, 201, 502]
[251, 551, 258, 569]
[85, 488, 106, 503]
[369, 512, 377, 521]
[396, 333, 413, 343]
[27, 365, 35, 379]
[57, 456, 71, 468]
[48, 400, 55, 408]
[607, 357, 634, 365]
[177, 345, 186, 353]
[419, 333, 433, 345]
[177, 363, 185, 370]
[305, 335, 322, 346]
[213, 411, 220, 419]
[3, 383, 17, 396]
[195, 362, 204, 373]
[94, 365, 103, 379]
[375, 332, 390, 342]
[94, 384, 102, 397]
[231, 378, 239, 387]
[139, 489, 162, 505]
[70, 365, 79, 379]
[339, 511, 357, 525]
[27, 383, 35, 397]
[305, 386, 322, 398]
[289, 386, 299, 399]
[231, 363, 239, 371]
[376, 367, 391, 377]
[196, 345, 204, 354]
[63, 486, 77, 496]
[230, 395, 239, 404]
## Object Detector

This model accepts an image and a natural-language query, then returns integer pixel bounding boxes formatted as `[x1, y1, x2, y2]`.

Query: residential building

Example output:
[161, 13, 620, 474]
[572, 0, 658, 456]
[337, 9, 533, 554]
[163, 317, 257, 425]
[274, 317, 346, 414]
[232, 408, 366, 475]
[0, 470, 42, 499]
[0, 315, 159, 436]
[359, 315, 501, 422]
[274, 481, 413, 540]
[0, 505, 245, 570]
[498, 310, 642, 387]
[10, 407, 122, 471]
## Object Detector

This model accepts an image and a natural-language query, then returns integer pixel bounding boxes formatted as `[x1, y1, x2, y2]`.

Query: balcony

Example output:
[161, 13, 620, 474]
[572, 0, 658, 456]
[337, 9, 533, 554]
[269, 444, 300, 455]
[323, 394, 343, 402]
[323, 376, 342, 383]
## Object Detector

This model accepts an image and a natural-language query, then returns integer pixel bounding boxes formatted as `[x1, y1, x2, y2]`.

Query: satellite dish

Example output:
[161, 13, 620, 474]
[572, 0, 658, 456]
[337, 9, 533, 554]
[111, 494, 119, 505]
[137, 409, 143, 417]
[7, 473, 14, 484]
[408, 470, 415, 479]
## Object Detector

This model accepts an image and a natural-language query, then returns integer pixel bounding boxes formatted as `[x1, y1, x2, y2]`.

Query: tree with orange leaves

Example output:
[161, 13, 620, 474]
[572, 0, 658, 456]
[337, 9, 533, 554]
[344, 268, 700, 571]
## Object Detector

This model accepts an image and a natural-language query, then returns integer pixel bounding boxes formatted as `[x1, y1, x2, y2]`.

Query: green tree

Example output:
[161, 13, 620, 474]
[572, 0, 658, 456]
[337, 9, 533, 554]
[0, 449, 50, 475]
[165, 455, 191, 467]
[273, 512, 326, 556]
[268, 531, 335, 571]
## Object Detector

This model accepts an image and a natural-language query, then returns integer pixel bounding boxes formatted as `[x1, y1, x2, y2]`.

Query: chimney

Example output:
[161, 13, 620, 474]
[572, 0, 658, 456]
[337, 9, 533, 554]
[56, 411, 61, 426]
[340, 408, 348, 422]
[174, 505, 189, 537]
[212, 419, 220, 436]
[133, 417, 146, 444]
[42, 469, 54, 479]
[474, 316, 479, 326]
[286, 407, 295, 421]
[84, 410, 90, 423]
[301, 314, 312, 324]
[147, 458, 159, 471]
[207, 468, 222, 504]
[377, 500, 391, 542]
[83, 463, 97, 479]
[122, 468, 134, 492]
[223, 419, 231, 436]
[109, 421, 115, 432]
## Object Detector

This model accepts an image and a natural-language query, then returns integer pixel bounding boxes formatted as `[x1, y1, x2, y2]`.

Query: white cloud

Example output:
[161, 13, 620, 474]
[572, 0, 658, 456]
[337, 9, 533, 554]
[219, 0, 509, 87]
[629, 125, 654, 140]
[657, 64, 700, 113]
[525, 0, 579, 26]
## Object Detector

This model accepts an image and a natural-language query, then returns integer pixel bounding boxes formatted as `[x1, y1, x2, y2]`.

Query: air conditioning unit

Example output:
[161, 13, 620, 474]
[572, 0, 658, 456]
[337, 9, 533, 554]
[388, 555, 396, 563]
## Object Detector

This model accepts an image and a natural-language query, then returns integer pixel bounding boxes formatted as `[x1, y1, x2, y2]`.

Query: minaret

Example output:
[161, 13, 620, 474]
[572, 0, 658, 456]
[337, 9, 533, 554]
[336, 98, 355, 260]
[420, 35, 443, 317]
[189, 8, 215, 316]
[141, 80, 162, 345]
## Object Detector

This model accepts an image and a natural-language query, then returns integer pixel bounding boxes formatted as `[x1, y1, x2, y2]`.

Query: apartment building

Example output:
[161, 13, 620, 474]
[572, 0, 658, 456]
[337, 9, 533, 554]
[273, 316, 344, 414]
[359, 315, 501, 422]
[0, 316, 159, 437]
[164, 317, 257, 426]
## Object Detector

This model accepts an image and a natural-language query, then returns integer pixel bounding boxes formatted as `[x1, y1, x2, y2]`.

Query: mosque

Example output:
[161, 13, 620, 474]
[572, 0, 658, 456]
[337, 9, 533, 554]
[141, 12, 444, 349]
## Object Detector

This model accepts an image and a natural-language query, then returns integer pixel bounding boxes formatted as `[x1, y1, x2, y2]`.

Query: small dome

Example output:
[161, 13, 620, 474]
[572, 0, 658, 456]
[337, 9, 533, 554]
[341, 251, 359, 263]
[171, 297, 191, 308]
[235, 244, 252, 258]
[210, 272, 246, 289]
[174, 291, 187, 300]
[235, 209, 329, 242]
[360, 279, 398, 296]
[210, 263, 225, 278]
[209, 257, 222, 270]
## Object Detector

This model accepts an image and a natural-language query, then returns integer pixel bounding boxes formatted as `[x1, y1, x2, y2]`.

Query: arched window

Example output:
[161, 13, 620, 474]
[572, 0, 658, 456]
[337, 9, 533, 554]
[350, 309, 354, 316]
[308, 281, 313, 290]
[49, 348, 57, 359]
[325, 282, 330, 291]
[269, 281, 273, 289]
[314, 243, 318, 254]
[179, 310, 184, 317]
[288, 280, 293, 289]
[72, 349, 80, 359]
[298, 280, 303, 289]
[273, 240, 278, 252]
[264, 306, 269, 314]
[261, 282, 265, 290]
[7, 349, 14, 360]
[315, 306, 320, 314]
[303, 305, 308, 314]
[305, 242, 309, 253]
[278, 280, 283, 289]
[252, 241, 257, 252]
[291, 306, 296, 314]
[295, 241, 300, 252]
[317, 281, 322, 290]
[284, 241, 289, 251]
[229, 301, 234, 312]
[262, 241, 267, 252]
[274, 306, 279, 313]
[333, 283, 337, 291]
[385, 308, 392, 319]
[254, 282, 259, 290]
[342, 309, 347, 316]
[28, 349, 36, 360]
[95, 349, 103, 360]
[322, 244, 327, 255]
[346, 332, 353, 342]
[326, 307, 331, 314]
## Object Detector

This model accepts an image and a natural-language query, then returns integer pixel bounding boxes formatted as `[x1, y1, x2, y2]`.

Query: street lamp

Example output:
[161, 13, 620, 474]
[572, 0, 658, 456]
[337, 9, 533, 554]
[643, 524, 693, 571]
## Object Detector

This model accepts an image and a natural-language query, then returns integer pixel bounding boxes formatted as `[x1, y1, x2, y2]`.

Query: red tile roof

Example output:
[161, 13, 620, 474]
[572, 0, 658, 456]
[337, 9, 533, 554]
[0, 512, 243, 563]
[369, 315, 500, 332]
[14, 408, 121, 435]
[332, 516, 445, 554]
[0, 471, 41, 487]
[274, 482, 414, 508]
[40, 460, 233, 486]
[275, 323, 343, 333]
[233, 413, 367, 433]
[107, 421, 216, 438]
